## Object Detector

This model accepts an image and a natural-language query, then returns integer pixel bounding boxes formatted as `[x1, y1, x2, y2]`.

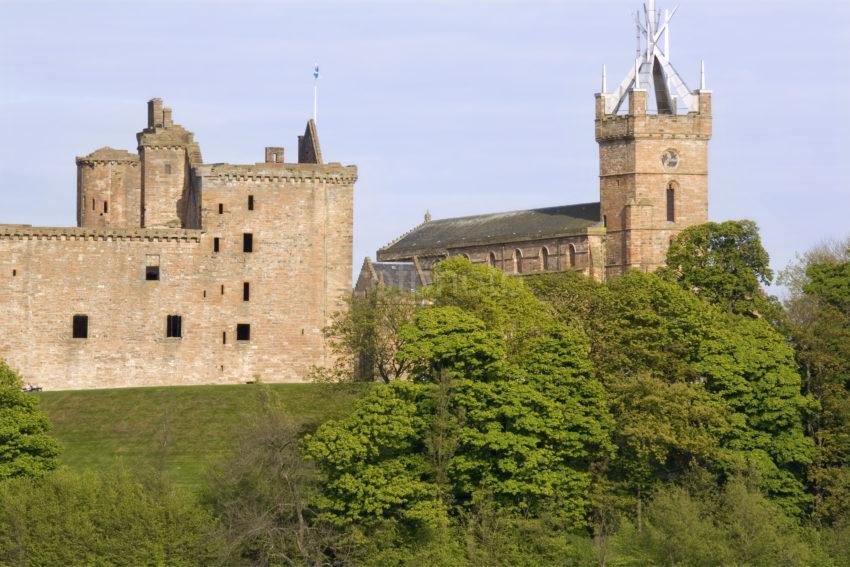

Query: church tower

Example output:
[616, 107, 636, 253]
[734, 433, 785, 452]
[595, 0, 711, 278]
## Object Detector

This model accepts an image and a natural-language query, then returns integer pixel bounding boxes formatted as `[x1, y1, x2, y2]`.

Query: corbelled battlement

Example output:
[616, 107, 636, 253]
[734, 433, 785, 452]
[75, 147, 140, 166]
[0, 225, 201, 242]
[197, 162, 358, 184]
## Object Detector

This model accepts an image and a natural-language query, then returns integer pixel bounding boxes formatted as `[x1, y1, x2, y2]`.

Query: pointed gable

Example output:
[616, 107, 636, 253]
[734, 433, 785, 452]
[298, 119, 323, 164]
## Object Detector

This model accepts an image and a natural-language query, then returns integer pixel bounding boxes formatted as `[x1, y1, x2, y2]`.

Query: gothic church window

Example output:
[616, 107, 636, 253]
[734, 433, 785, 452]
[541, 247, 550, 271]
[72, 315, 88, 339]
[166, 315, 182, 338]
[514, 249, 523, 274]
[488, 252, 497, 268]
[666, 183, 676, 222]
[569, 244, 577, 267]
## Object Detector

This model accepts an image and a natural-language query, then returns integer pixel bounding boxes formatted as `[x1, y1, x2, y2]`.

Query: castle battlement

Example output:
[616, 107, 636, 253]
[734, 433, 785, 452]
[1, 97, 356, 390]
[0, 225, 201, 242]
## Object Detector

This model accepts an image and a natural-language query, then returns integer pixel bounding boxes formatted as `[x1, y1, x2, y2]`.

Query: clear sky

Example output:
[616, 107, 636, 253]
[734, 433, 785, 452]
[1, 0, 848, 291]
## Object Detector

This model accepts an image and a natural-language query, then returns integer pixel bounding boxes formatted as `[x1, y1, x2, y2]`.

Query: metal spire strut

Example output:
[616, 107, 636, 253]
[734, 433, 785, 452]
[600, 1, 702, 115]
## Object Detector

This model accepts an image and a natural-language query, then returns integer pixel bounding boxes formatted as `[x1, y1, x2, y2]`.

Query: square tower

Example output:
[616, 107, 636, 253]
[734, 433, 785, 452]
[595, 1, 712, 279]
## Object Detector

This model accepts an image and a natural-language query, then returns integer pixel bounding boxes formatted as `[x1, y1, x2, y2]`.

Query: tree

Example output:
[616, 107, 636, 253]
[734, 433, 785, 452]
[321, 286, 419, 382]
[0, 468, 223, 566]
[0, 360, 60, 479]
[660, 220, 774, 316]
[780, 239, 850, 525]
[205, 410, 352, 566]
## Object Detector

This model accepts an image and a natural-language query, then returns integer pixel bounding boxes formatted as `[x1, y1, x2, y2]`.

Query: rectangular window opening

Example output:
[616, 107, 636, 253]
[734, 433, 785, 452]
[213, 237, 220, 253]
[92, 198, 95, 211]
[218, 203, 223, 215]
[222, 331, 227, 345]
[12, 269, 16, 277]
[243, 281, 250, 302]
[72, 315, 88, 339]
[236, 323, 251, 341]
[243, 233, 253, 253]
[248, 195, 254, 211]
[103, 201, 108, 214]
[145, 266, 160, 281]
[221, 284, 224, 295]
[166, 315, 183, 338]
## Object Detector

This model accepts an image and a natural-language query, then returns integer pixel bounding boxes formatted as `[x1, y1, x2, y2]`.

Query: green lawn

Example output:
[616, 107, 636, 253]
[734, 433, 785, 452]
[36, 383, 365, 490]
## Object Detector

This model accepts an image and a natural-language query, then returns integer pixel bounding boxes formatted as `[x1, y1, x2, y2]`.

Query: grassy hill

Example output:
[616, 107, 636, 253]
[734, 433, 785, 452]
[36, 383, 365, 490]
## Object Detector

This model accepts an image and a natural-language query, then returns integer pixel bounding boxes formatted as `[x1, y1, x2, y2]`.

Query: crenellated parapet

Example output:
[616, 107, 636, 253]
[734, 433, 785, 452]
[0, 225, 201, 243]
[196, 162, 358, 185]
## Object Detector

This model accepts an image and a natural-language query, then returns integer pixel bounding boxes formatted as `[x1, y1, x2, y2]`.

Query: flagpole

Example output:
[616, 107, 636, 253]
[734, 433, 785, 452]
[313, 64, 319, 124]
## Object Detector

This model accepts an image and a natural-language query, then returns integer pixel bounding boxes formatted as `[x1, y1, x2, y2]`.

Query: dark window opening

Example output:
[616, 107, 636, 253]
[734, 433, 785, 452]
[243, 281, 250, 302]
[514, 249, 523, 274]
[541, 247, 549, 271]
[145, 266, 160, 281]
[666, 185, 675, 222]
[213, 237, 220, 253]
[166, 315, 182, 338]
[222, 331, 227, 344]
[236, 324, 251, 341]
[92, 198, 95, 211]
[488, 252, 497, 268]
[165, 164, 172, 174]
[218, 203, 224, 214]
[72, 315, 88, 339]
[221, 284, 225, 295]
[569, 244, 577, 267]
[243, 233, 253, 253]
[203, 290, 206, 298]
[603, 215, 608, 228]
[248, 195, 254, 210]
[12, 269, 16, 277]
[103, 201, 108, 214]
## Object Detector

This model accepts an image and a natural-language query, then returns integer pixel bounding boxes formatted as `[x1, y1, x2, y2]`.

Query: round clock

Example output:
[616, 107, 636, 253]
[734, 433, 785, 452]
[661, 149, 679, 169]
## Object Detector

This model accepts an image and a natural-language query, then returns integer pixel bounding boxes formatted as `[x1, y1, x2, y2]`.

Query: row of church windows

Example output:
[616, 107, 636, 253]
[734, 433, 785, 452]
[71, 314, 251, 342]
[465, 245, 578, 274]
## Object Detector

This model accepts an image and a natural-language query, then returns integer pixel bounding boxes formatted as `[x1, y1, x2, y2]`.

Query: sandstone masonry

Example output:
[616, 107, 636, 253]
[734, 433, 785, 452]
[1, 99, 356, 390]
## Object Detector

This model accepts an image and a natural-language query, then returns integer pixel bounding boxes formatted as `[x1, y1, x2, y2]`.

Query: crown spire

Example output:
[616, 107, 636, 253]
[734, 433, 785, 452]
[600, 1, 699, 115]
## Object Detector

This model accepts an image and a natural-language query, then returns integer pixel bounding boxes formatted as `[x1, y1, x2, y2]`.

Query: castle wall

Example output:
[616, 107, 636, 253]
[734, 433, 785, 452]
[0, 158, 356, 390]
[76, 152, 141, 228]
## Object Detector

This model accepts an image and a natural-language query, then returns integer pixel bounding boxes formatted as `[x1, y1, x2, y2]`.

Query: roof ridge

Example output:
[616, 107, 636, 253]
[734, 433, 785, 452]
[424, 201, 601, 224]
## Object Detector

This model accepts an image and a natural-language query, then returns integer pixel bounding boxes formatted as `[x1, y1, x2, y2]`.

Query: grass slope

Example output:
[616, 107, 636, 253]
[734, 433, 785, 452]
[36, 383, 364, 490]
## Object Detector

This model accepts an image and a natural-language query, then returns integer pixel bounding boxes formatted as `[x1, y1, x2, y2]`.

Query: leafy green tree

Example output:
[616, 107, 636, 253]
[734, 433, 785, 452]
[660, 219, 774, 315]
[0, 468, 222, 566]
[780, 240, 850, 525]
[0, 360, 60, 479]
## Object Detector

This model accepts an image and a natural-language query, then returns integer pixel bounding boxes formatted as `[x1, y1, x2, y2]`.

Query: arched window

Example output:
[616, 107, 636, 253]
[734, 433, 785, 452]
[488, 252, 497, 268]
[568, 244, 577, 267]
[514, 249, 523, 274]
[540, 247, 549, 271]
[666, 183, 676, 222]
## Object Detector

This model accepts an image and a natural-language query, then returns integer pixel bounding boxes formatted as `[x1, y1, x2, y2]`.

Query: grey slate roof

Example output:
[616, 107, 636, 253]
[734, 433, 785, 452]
[378, 202, 601, 259]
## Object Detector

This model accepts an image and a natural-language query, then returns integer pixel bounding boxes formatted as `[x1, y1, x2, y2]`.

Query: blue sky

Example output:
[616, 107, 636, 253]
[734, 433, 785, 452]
[1, 0, 848, 290]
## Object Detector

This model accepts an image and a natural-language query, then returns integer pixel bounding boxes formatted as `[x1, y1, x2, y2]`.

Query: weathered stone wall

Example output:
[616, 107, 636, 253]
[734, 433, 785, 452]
[0, 99, 356, 390]
[76, 150, 141, 228]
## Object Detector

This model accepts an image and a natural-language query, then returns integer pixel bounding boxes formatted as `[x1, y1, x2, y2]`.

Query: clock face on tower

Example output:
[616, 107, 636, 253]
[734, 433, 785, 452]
[661, 149, 679, 170]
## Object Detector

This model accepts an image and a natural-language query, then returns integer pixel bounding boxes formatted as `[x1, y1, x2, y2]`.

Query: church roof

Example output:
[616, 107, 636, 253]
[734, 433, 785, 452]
[378, 202, 601, 260]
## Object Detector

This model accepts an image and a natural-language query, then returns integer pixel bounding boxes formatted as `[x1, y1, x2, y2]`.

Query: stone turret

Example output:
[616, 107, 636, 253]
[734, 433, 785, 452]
[137, 98, 203, 228]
